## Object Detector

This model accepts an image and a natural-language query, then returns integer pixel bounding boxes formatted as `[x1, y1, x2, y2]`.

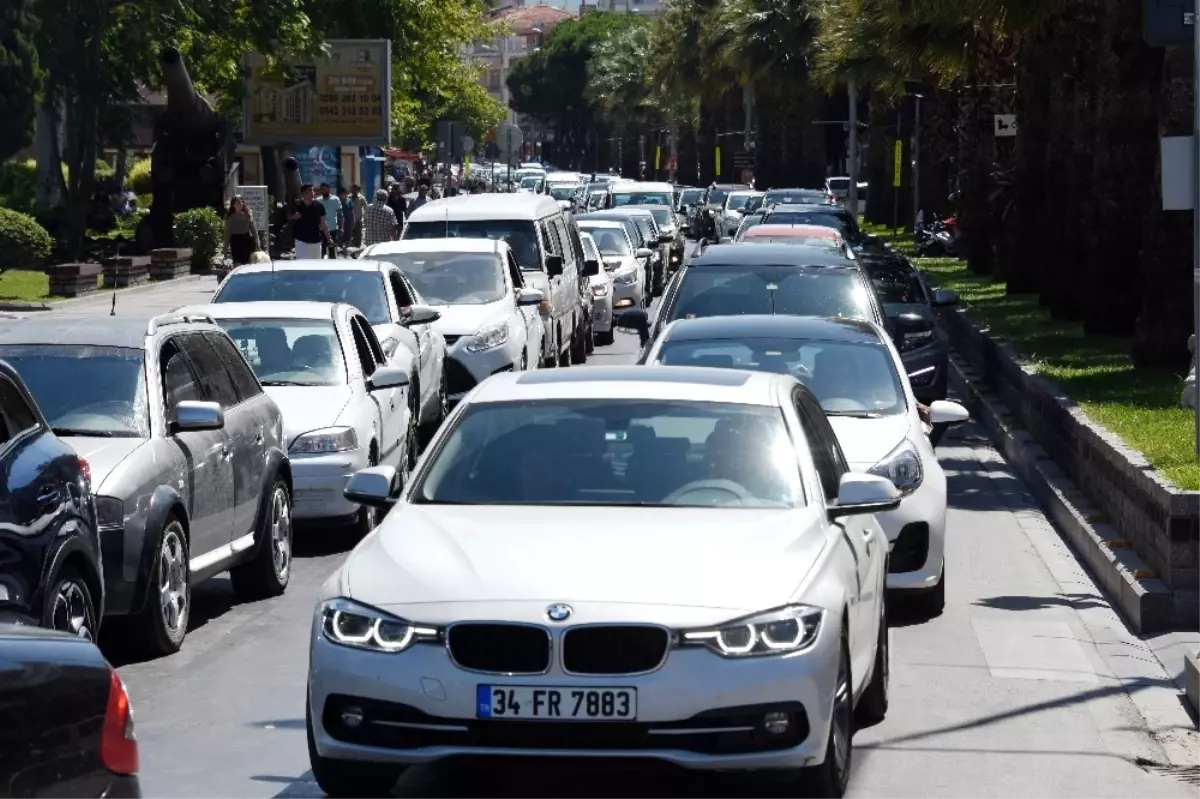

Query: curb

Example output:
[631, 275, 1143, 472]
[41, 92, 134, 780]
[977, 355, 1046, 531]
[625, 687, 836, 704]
[0, 274, 211, 313]
[946, 351, 1176, 636]
[1188, 652, 1200, 722]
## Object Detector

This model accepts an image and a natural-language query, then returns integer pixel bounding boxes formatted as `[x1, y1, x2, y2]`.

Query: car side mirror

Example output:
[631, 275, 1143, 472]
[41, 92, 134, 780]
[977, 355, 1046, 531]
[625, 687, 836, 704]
[546, 254, 564, 278]
[344, 465, 401, 509]
[827, 473, 901, 520]
[172, 400, 224, 433]
[890, 312, 933, 336]
[931, 288, 959, 307]
[406, 304, 441, 325]
[928, 399, 969, 426]
[366, 366, 410, 392]
[614, 308, 650, 345]
[635, 247, 653, 259]
[517, 287, 545, 307]
[583, 259, 600, 277]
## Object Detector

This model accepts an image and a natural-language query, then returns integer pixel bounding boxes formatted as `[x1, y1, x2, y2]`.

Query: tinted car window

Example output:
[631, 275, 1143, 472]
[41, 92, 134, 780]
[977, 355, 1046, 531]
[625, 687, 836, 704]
[707, 189, 730, 205]
[861, 260, 927, 304]
[764, 190, 827, 205]
[162, 341, 205, 418]
[2, 345, 148, 437]
[205, 332, 262, 400]
[404, 219, 542, 271]
[679, 189, 703, 205]
[220, 319, 348, 387]
[763, 210, 858, 240]
[374, 253, 506, 305]
[181, 334, 240, 408]
[612, 191, 673, 207]
[0, 377, 37, 443]
[216, 270, 390, 325]
[415, 399, 804, 509]
[667, 265, 876, 323]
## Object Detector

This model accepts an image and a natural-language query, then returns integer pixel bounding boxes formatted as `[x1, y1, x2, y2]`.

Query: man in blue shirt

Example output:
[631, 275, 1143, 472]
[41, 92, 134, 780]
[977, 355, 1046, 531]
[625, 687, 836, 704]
[318, 183, 342, 257]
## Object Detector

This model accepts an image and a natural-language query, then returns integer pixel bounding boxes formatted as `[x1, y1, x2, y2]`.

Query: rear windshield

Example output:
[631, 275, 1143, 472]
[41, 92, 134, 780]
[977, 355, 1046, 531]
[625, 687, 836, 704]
[862, 260, 927, 304]
[765, 190, 827, 205]
[763, 211, 859, 240]
[680, 189, 703, 205]
[612, 191, 673, 207]
[667, 264, 876, 323]
[828, 179, 851, 190]
[404, 219, 542, 271]
[215, 270, 390, 325]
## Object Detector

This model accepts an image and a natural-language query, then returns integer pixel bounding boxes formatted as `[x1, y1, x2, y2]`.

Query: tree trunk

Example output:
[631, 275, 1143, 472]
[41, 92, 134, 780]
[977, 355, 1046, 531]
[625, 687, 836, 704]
[864, 89, 893, 224]
[1084, 0, 1162, 336]
[1008, 28, 1054, 295]
[1133, 46, 1193, 370]
[957, 36, 1000, 276]
[34, 94, 65, 211]
[920, 88, 957, 217]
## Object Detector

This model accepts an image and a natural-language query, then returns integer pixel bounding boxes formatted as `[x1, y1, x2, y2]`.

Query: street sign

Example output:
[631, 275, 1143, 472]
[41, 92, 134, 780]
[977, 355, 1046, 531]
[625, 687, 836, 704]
[236, 185, 270, 247]
[892, 140, 902, 188]
[994, 114, 1018, 137]
[496, 123, 523, 161]
[461, 136, 475, 155]
[1143, 0, 1195, 46]
[715, 146, 722, 176]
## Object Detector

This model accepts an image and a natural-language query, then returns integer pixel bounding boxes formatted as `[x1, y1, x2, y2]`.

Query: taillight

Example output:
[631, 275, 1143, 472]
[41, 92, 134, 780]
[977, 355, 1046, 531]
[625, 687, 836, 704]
[100, 668, 139, 776]
[78, 457, 91, 484]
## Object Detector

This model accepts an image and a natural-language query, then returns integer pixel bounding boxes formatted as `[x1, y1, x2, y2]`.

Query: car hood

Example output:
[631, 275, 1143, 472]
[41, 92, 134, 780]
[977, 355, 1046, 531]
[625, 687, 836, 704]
[344, 505, 826, 617]
[431, 301, 510, 338]
[264, 385, 352, 445]
[827, 413, 912, 469]
[62, 437, 146, 493]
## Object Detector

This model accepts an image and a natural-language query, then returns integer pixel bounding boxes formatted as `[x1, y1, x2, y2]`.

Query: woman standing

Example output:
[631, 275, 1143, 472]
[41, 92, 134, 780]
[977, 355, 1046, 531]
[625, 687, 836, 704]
[223, 196, 259, 267]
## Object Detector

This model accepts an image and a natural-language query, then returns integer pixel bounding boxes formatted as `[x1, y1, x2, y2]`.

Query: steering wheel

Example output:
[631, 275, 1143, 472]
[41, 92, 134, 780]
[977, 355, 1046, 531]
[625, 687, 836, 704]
[662, 479, 756, 506]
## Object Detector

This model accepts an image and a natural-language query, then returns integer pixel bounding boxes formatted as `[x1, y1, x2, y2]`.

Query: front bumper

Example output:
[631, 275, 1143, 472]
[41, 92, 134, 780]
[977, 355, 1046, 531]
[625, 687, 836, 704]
[900, 344, 949, 403]
[611, 275, 644, 311]
[291, 446, 373, 521]
[592, 293, 614, 332]
[868, 467, 946, 591]
[444, 344, 519, 403]
[308, 615, 839, 771]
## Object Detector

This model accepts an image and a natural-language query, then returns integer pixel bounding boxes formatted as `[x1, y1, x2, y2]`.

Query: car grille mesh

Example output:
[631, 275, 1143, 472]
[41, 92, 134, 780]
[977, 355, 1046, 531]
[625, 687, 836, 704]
[447, 624, 550, 674]
[562, 626, 670, 675]
[444, 357, 476, 395]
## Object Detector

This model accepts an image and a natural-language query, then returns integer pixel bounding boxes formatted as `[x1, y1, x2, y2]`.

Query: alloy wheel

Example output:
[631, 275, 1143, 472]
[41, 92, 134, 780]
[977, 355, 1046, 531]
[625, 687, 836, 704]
[51, 580, 94, 640]
[270, 485, 292, 582]
[831, 645, 853, 779]
[159, 527, 188, 635]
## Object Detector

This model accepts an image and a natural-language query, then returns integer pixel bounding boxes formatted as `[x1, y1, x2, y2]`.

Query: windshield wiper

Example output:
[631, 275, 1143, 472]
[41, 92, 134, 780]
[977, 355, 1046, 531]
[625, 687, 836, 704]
[825, 411, 885, 419]
[52, 427, 137, 438]
[260, 380, 329, 387]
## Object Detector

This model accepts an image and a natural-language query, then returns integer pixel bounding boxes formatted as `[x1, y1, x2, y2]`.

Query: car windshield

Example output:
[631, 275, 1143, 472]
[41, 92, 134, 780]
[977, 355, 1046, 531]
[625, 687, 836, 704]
[828, 179, 851, 191]
[520, 177, 542, 189]
[726, 194, 753, 211]
[763, 211, 858, 240]
[1, 345, 148, 437]
[647, 207, 673, 227]
[863, 261, 927, 304]
[612, 191, 673, 207]
[549, 185, 579, 200]
[580, 225, 630, 256]
[668, 265, 875, 323]
[680, 189, 703, 205]
[414, 399, 804, 508]
[215, 270, 390, 325]
[218, 319, 347, 386]
[632, 217, 656, 240]
[707, 189, 730, 205]
[765, 190, 827, 205]
[580, 235, 601, 261]
[744, 196, 765, 213]
[373, 252, 506, 305]
[404, 219, 542, 271]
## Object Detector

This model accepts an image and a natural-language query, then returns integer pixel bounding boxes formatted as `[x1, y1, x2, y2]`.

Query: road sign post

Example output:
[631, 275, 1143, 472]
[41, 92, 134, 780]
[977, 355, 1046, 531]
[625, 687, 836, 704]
[892, 139, 902, 238]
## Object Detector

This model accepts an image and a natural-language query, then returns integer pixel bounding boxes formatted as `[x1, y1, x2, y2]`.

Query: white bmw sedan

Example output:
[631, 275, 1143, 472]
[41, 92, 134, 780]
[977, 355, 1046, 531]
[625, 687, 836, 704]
[363, 239, 546, 404]
[306, 366, 898, 798]
[177, 301, 413, 531]
[577, 220, 646, 313]
[641, 315, 970, 615]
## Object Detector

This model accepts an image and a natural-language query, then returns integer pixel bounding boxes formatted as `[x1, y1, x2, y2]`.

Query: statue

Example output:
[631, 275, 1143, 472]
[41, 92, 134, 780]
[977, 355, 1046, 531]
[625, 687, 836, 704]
[136, 47, 233, 253]
[1183, 334, 1197, 410]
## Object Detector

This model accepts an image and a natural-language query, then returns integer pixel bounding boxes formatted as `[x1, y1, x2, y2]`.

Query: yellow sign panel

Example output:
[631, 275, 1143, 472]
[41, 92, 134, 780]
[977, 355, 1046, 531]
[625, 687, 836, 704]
[242, 40, 392, 146]
[715, 146, 722, 176]
[464, 155, 471, 177]
[655, 146, 661, 170]
[893, 140, 902, 188]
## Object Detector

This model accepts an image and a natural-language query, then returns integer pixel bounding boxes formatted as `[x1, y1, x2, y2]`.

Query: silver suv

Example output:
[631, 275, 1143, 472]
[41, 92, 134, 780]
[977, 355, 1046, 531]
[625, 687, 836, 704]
[0, 313, 292, 656]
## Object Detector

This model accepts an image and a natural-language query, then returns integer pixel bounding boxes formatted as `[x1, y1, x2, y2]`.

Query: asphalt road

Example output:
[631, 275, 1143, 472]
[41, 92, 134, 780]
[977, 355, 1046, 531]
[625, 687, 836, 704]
[64, 270, 1199, 798]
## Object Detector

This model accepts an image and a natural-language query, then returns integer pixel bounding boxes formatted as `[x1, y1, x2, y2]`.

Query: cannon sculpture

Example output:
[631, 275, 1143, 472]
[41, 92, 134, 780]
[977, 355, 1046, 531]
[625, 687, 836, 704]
[135, 47, 234, 253]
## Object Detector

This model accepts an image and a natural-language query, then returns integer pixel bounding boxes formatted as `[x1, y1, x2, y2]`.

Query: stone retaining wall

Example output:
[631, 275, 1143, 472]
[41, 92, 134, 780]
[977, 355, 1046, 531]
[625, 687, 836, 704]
[939, 306, 1199, 629]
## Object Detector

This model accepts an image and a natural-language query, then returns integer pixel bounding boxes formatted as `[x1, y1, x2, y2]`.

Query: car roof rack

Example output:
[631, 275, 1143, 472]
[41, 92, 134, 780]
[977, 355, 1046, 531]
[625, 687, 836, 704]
[147, 313, 216, 335]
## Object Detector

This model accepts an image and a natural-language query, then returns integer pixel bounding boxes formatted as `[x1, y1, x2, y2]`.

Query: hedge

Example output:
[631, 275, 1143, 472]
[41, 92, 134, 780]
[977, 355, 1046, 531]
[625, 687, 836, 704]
[0, 207, 53, 270]
[127, 158, 152, 195]
[174, 207, 223, 272]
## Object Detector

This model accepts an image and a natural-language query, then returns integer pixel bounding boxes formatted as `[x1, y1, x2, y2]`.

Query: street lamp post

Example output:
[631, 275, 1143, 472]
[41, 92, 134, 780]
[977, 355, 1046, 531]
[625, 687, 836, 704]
[848, 79, 859, 216]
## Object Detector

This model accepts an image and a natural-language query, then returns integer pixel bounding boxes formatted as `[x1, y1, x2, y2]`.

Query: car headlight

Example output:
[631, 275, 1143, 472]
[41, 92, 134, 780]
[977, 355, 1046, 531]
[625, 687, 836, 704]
[466, 320, 510, 352]
[868, 439, 923, 495]
[591, 282, 610, 297]
[612, 268, 638, 285]
[291, 426, 358, 454]
[320, 597, 441, 653]
[681, 605, 823, 657]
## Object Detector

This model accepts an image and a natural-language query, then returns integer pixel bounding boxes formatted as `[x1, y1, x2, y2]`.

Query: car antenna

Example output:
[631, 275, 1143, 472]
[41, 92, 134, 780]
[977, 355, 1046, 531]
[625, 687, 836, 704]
[444, 206, 450, 239]
[110, 292, 116, 316]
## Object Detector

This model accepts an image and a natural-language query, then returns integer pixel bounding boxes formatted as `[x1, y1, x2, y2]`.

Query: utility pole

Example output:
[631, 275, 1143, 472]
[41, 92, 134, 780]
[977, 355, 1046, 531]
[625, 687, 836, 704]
[847, 79, 859, 216]
[912, 93, 922, 231]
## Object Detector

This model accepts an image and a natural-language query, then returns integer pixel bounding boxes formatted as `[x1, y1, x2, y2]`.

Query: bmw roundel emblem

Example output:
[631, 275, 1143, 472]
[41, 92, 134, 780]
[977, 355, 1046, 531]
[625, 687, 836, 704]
[545, 603, 573, 622]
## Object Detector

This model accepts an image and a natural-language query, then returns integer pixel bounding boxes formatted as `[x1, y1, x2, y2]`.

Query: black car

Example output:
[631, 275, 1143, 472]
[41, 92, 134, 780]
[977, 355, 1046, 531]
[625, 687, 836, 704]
[0, 624, 141, 797]
[762, 188, 834, 206]
[758, 203, 885, 254]
[616, 243, 889, 361]
[857, 252, 959, 404]
[0, 360, 102, 640]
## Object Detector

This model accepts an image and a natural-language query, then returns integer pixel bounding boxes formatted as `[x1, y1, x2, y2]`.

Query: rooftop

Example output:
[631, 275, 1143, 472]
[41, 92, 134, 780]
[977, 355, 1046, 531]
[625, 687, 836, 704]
[492, 4, 576, 34]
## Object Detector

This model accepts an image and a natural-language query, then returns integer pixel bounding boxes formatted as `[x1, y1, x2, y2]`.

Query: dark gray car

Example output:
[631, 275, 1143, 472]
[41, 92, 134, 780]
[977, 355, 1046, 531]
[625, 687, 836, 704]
[0, 313, 292, 657]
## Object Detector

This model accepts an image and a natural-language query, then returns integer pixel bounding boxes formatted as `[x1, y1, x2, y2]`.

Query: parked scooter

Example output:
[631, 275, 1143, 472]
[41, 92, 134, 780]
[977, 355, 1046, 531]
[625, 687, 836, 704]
[915, 216, 958, 257]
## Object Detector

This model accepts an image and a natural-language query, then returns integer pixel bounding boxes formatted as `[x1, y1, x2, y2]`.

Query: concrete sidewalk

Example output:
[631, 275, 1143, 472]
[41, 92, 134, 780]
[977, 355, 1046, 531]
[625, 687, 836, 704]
[8, 275, 222, 318]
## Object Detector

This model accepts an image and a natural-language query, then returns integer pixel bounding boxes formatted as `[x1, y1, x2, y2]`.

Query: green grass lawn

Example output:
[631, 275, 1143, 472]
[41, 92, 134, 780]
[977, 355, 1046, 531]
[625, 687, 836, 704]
[0, 269, 107, 303]
[859, 220, 1197, 490]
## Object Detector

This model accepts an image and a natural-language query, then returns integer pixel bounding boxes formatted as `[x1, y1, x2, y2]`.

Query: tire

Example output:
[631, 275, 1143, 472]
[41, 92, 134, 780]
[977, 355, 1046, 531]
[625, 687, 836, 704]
[131, 517, 190, 657]
[855, 599, 889, 728]
[230, 478, 293, 602]
[43, 564, 99, 641]
[801, 629, 854, 798]
[405, 386, 421, 473]
[557, 325, 572, 367]
[913, 568, 946, 617]
[584, 317, 595, 354]
[541, 325, 558, 369]
[570, 319, 587, 364]
[307, 698, 404, 798]
[420, 371, 448, 446]
[929, 423, 949, 447]
[595, 329, 615, 346]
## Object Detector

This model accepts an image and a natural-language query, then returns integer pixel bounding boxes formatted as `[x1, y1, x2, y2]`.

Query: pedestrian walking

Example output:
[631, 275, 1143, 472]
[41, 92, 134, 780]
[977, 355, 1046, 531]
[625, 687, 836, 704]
[289, 184, 329, 260]
[408, 180, 432, 213]
[349, 184, 367, 246]
[363, 189, 400, 246]
[223, 195, 259, 267]
[387, 181, 408, 231]
[317, 183, 342, 257]
[337, 186, 355, 248]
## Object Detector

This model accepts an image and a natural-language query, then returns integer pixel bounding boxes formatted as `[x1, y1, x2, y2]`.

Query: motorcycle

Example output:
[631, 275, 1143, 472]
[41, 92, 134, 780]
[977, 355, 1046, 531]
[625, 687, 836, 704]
[915, 216, 958, 257]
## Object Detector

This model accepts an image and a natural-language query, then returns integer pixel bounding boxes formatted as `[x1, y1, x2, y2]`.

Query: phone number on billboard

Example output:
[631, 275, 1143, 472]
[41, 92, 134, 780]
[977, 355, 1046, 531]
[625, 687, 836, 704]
[317, 105, 384, 118]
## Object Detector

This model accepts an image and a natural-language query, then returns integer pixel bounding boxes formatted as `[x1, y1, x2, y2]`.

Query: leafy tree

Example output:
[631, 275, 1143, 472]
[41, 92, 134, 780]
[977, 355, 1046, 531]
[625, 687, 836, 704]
[0, 0, 42, 163]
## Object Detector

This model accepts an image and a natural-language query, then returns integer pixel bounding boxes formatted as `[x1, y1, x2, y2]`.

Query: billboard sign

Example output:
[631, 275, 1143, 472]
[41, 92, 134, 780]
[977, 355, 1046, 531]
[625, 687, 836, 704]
[294, 146, 341, 186]
[242, 40, 392, 147]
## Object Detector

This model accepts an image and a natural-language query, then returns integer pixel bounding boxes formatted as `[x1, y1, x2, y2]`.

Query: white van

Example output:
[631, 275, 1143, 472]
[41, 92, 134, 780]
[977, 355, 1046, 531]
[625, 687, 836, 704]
[403, 195, 598, 367]
[606, 180, 675, 209]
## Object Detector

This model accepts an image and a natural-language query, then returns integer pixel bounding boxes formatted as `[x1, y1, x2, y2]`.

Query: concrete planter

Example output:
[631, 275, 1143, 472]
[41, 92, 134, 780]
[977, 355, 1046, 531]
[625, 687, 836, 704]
[150, 248, 192, 281]
[101, 256, 150, 288]
[46, 263, 101, 298]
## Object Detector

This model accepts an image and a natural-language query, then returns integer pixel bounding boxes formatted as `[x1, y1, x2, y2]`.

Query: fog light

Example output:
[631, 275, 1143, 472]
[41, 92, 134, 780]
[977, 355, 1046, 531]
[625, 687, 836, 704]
[762, 712, 790, 735]
[614, 298, 634, 308]
[340, 706, 365, 728]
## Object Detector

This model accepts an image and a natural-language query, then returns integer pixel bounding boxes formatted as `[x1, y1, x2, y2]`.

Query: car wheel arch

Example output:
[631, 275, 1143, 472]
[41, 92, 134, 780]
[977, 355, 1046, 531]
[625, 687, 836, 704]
[43, 537, 104, 623]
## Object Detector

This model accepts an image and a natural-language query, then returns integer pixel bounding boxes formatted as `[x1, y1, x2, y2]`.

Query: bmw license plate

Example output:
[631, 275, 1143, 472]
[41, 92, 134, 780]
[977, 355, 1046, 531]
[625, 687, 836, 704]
[476, 685, 637, 721]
